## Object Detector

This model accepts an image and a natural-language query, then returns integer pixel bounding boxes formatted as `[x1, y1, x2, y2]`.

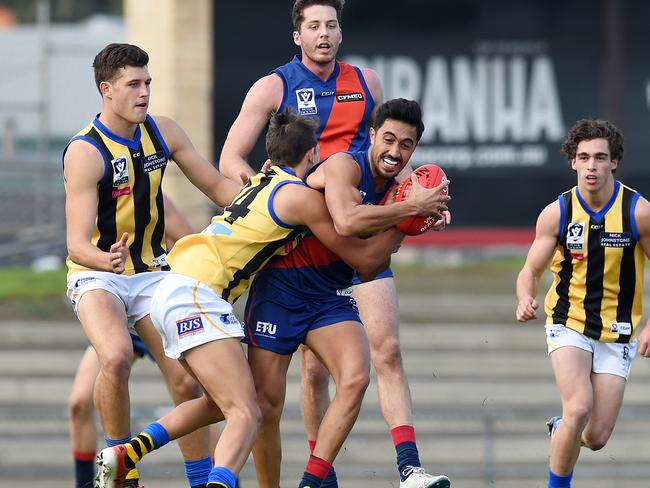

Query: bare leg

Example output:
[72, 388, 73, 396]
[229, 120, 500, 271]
[248, 347, 292, 488]
[581, 372, 626, 450]
[77, 290, 133, 440]
[182, 338, 261, 473]
[136, 318, 211, 462]
[353, 277, 413, 428]
[69, 345, 101, 453]
[304, 321, 371, 463]
[69, 345, 101, 487]
[299, 345, 331, 441]
[549, 346, 595, 475]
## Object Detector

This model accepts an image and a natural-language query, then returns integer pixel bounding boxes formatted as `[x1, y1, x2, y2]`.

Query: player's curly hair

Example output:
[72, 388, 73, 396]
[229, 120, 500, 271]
[561, 119, 624, 172]
[266, 108, 319, 167]
[292, 0, 345, 30]
[93, 43, 149, 94]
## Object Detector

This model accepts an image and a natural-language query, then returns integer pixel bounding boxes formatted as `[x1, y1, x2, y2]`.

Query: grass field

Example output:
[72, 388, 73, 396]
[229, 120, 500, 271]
[0, 258, 526, 320]
[0, 266, 72, 319]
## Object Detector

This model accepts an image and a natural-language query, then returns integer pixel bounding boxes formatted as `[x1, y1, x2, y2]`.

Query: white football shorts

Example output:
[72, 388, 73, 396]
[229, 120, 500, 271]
[66, 270, 165, 333]
[545, 324, 637, 379]
[149, 272, 244, 359]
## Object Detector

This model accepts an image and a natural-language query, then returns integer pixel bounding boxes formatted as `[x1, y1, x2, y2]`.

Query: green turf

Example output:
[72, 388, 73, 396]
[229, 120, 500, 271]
[0, 267, 71, 319]
[0, 267, 67, 298]
[0, 259, 528, 320]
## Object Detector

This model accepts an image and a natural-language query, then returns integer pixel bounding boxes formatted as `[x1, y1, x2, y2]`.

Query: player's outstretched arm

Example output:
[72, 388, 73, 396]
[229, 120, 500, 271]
[64, 140, 125, 272]
[219, 74, 284, 181]
[274, 183, 403, 276]
[154, 115, 242, 207]
[632, 197, 650, 357]
[516, 201, 559, 323]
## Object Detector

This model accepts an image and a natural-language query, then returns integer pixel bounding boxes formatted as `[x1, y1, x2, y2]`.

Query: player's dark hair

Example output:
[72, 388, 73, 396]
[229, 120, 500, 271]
[266, 108, 319, 167]
[292, 0, 345, 31]
[561, 118, 624, 172]
[93, 43, 149, 94]
[371, 98, 425, 142]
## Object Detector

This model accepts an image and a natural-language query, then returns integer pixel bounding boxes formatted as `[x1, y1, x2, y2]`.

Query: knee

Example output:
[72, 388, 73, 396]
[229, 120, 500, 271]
[68, 393, 94, 422]
[166, 371, 201, 404]
[337, 368, 370, 403]
[583, 426, 613, 451]
[371, 336, 403, 372]
[99, 349, 133, 381]
[302, 355, 330, 390]
[257, 389, 284, 424]
[563, 403, 592, 430]
[231, 400, 262, 432]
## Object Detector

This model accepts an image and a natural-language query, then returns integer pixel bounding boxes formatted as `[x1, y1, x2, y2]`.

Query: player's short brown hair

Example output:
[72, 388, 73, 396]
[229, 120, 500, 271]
[93, 43, 149, 93]
[292, 0, 345, 31]
[266, 108, 319, 167]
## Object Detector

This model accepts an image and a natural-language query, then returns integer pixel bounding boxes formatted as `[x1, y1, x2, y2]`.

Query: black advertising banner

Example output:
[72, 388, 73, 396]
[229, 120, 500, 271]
[213, 0, 650, 226]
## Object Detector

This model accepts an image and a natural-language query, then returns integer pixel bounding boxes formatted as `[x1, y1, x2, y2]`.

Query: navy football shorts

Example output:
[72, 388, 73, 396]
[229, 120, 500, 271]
[351, 266, 394, 286]
[243, 276, 361, 355]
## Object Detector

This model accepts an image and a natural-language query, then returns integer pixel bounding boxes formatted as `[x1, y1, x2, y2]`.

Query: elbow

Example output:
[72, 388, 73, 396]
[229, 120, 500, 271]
[67, 237, 91, 267]
[66, 239, 81, 263]
[217, 155, 235, 180]
[333, 220, 356, 237]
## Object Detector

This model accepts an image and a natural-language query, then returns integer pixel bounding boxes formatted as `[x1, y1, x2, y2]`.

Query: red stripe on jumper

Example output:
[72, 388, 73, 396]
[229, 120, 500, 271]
[318, 63, 367, 161]
[266, 235, 340, 269]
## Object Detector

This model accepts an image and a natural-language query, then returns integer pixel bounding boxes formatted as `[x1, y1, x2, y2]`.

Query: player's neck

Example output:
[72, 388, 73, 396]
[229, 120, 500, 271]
[578, 178, 616, 211]
[301, 56, 336, 81]
[97, 111, 139, 141]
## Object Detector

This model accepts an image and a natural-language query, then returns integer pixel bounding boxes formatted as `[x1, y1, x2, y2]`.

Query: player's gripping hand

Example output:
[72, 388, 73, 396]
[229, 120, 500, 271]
[109, 232, 129, 274]
[516, 295, 538, 322]
[409, 174, 450, 219]
[431, 210, 452, 231]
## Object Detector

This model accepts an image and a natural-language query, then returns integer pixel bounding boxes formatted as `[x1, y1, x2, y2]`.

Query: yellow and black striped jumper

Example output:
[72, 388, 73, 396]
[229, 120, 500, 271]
[544, 180, 645, 343]
[167, 165, 306, 304]
[63, 114, 170, 277]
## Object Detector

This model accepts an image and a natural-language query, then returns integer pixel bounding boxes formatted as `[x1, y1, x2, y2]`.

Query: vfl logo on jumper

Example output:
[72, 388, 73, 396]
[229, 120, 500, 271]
[151, 253, 168, 267]
[176, 315, 204, 338]
[296, 88, 317, 115]
[336, 92, 364, 103]
[600, 232, 632, 248]
[610, 322, 632, 335]
[566, 222, 585, 250]
[255, 321, 277, 336]
[142, 151, 168, 173]
[111, 156, 129, 186]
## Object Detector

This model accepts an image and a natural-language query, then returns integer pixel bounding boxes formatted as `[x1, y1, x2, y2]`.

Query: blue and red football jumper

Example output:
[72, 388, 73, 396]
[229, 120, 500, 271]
[274, 55, 375, 161]
[253, 150, 392, 298]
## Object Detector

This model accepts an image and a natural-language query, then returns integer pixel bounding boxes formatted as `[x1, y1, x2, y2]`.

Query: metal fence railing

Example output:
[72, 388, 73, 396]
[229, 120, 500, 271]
[0, 158, 66, 266]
